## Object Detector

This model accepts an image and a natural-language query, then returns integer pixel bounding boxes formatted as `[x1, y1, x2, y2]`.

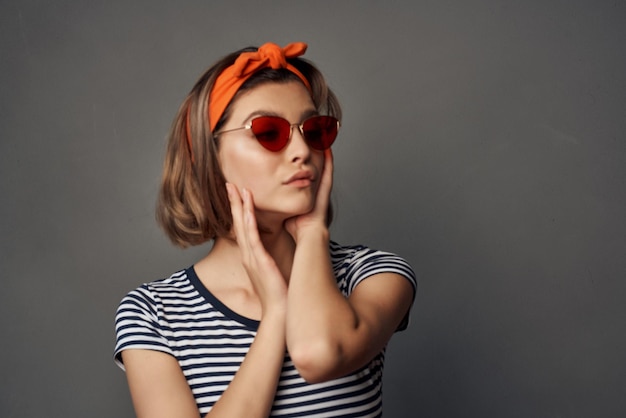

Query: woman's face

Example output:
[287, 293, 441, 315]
[217, 81, 325, 223]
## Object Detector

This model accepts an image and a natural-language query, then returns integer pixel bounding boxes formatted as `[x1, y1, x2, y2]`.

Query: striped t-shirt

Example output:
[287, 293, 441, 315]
[114, 241, 416, 417]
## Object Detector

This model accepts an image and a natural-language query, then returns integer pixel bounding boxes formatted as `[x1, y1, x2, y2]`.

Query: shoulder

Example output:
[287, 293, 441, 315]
[330, 240, 416, 288]
[116, 268, 194, 315]
[114, 268, 195, 367]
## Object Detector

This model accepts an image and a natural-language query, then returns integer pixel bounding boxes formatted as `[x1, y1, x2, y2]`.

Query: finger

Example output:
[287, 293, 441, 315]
[226, 182, 248, 245]
[242, 188, 256, 229]
[240, 189, 266, 258]
[321, 148, 334, 189]
[315, 149, 334, 209]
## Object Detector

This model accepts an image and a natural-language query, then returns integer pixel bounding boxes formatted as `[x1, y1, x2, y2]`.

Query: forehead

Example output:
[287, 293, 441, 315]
[227, 81, 315, 122]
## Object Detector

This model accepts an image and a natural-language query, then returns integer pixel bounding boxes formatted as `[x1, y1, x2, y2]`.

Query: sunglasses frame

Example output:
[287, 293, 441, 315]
[214, 115, 340, 151]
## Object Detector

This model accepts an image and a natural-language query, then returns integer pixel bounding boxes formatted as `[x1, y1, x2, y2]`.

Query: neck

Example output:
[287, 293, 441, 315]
[211, 225, 296, 281]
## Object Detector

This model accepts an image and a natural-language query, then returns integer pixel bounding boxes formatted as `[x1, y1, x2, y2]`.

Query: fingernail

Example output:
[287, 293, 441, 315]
[225, 182, 232, 198]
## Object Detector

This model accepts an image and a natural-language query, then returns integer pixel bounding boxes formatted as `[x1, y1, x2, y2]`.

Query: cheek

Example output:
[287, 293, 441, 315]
[219, 147, 272, 191]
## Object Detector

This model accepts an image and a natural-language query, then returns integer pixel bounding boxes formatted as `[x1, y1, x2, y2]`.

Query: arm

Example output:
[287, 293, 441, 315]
[286, 231, 414, 383]
[121, 184, 289, 418]
[285, 150, 415, 383]
[122, 310, 286, 418]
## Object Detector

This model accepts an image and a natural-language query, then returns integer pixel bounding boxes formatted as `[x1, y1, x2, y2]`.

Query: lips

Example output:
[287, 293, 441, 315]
[284, 170, 315, 185]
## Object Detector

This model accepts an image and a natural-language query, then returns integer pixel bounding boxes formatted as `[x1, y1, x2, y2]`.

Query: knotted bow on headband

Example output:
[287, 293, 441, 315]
[208, 42, 312, 130]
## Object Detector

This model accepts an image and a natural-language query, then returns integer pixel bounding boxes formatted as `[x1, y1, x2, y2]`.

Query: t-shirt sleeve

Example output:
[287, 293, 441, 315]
[113, 284, 173, 370]
[344, 246, 417, 331]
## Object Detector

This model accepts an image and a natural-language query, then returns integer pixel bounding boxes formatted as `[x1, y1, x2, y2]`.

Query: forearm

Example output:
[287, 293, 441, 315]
[286, 228, 360, 381]
[207, 309, 286, 417]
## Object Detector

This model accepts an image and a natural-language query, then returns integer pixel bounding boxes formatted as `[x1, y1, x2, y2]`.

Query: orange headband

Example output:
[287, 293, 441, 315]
[208, 42, 312, 130]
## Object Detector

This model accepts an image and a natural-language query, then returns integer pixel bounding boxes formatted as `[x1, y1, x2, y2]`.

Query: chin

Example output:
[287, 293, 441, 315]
[289, 199, 316, 215]
[284, 204, 316, 218]
[258, 201, 315, 222]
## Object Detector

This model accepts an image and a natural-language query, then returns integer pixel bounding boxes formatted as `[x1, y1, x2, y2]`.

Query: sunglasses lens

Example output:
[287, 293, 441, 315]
[249, 115, 339, 152]
[250, 117, 291, 151]
[302, 116, 339, 150]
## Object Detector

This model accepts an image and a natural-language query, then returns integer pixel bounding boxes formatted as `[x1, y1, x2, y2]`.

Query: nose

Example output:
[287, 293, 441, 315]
[287, 123, 311, 161]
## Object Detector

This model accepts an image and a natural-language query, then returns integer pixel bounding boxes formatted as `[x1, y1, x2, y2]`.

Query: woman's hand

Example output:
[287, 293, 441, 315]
[285, 149, 333, 242]
[226, 182, 287, 315]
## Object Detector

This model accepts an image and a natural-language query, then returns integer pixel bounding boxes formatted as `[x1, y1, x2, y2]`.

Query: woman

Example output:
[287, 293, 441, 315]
[114, 42, 417, 417]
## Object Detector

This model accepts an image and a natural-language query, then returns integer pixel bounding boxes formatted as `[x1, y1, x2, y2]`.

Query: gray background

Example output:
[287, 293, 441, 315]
[1, 1, 625, 417]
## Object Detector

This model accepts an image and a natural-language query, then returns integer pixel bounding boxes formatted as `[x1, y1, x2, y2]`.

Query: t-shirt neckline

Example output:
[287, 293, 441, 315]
[186, 265, 260, 330]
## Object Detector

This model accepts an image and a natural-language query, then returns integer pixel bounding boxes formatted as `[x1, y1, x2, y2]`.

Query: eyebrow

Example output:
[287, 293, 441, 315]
[242, 108, 319, 125]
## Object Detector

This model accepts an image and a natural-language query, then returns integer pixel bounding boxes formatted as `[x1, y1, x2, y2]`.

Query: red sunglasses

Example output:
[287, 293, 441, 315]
[214, 115, 340, 152]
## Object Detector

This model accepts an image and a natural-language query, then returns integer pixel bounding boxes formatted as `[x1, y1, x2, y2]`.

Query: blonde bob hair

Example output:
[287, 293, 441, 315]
[156, 46, 342, 247]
